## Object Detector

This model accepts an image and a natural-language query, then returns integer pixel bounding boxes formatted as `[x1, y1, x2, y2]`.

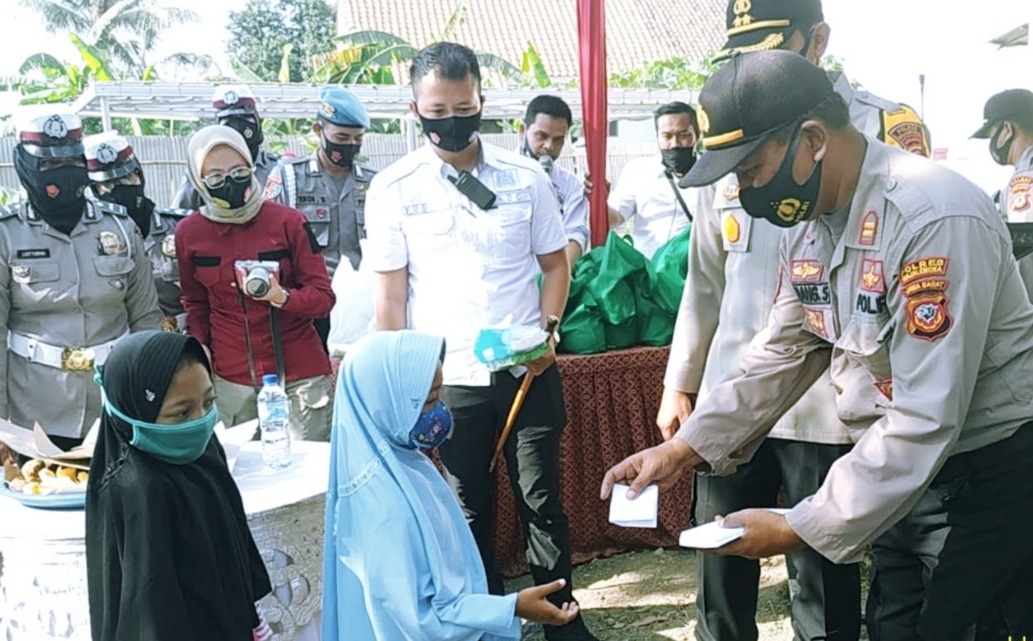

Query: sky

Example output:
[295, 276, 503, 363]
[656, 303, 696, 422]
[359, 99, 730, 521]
[0, 0, 1030, 190]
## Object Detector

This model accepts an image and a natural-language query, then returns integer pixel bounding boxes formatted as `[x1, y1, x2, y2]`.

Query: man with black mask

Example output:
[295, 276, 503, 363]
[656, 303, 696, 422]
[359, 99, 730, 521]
[518, 95, 588, 267]
[607, 101, 700, 258]
[2, 112, 162, 448]
[658, 3, 934, 638]
[605, 49, 1033, 641]
[264, 85, 376, 352]
[972, 88, 1033, 302]
[85, 131, 190, 332]
[170, 84, 281, 211]
[367, 42, 599, 641]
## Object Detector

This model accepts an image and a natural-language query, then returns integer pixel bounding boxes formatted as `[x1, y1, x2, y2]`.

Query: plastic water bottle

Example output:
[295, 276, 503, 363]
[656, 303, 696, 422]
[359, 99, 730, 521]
[257, 374, 292, 470]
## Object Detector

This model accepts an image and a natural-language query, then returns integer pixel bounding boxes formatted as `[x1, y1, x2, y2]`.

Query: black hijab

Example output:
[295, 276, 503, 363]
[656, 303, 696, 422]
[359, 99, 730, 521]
[85, 331, 271, 641]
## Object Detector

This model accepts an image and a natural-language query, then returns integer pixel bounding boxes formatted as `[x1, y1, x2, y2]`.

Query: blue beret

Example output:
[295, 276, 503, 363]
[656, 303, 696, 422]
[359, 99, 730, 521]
[317, 86, 370, 128]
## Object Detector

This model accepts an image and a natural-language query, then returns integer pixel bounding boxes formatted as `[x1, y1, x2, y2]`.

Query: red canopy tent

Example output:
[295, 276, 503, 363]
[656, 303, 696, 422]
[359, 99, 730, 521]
[577, 0, 609, 249]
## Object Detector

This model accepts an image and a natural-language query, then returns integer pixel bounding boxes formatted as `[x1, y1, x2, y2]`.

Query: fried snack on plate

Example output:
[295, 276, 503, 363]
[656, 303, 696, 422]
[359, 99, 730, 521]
[20, 459, 46, 483]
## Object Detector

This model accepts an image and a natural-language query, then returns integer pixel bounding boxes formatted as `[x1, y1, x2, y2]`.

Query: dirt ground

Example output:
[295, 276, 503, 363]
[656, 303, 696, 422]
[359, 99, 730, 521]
[506, 548, 861, 641]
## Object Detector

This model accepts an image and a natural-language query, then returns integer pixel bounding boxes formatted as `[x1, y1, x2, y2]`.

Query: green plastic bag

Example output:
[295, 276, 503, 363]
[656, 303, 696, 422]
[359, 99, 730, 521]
[650, 227, 690, 313]
[559, 298, 607, 354]
[585, 232, 649, 326]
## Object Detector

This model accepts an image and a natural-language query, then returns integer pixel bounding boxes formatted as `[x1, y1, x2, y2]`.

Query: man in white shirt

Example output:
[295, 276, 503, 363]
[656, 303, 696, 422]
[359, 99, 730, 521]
[519, 95, 590, 267]
[607, 102, 700, 259]
[368, 42, 599, 641]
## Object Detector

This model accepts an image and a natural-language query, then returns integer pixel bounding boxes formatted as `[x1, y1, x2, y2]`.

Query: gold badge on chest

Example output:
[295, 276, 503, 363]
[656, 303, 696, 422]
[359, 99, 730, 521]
[98, 231, 125, 256]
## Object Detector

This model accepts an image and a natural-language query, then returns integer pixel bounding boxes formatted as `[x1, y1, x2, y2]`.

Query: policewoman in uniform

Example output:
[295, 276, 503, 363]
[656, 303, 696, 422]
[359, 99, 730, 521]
[659, 2, 935, 639]
[171, 84, 281, 211]
[84, 132, 189, 332]
[604, 50, 1033, 641]
[264, 86, 376, 349]
[972, 88, 1033, 301]
[369, 43, 599, 641]
[2, 113, 162, 447]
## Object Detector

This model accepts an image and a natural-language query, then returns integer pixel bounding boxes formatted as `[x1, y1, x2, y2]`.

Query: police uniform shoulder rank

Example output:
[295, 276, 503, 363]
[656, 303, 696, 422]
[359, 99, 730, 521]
[92, 199, 128, 217]
[0, 204, 18, 221]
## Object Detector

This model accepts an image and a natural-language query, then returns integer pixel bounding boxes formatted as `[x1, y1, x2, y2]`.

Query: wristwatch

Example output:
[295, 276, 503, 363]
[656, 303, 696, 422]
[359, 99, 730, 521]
[271, 287, 291, 309]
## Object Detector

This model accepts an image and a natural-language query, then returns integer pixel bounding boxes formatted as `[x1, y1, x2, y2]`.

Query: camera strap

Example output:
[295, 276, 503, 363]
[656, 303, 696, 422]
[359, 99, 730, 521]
[664, 172, 693, 222]
[268, 308, 287, 386]
[236, 289, 259, 387]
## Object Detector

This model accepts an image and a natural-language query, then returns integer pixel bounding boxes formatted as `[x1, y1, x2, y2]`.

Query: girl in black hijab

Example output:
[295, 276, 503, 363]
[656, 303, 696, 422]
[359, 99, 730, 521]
[85, 330, 272, 641]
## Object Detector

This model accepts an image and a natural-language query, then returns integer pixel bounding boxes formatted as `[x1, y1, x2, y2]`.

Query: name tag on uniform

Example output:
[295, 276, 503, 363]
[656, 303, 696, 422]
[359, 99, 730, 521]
[403, 203, 430, 216]
[16, 249, 50, 259]
[495, 190, 532, 205]
[793, 282, 831, 305]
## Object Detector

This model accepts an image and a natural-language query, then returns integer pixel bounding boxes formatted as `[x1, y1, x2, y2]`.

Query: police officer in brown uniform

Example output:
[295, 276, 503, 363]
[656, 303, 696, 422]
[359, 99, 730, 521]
[603, 51, 1033, 640]
[84, 132, 189, 331]
[3, 113, 162, 447]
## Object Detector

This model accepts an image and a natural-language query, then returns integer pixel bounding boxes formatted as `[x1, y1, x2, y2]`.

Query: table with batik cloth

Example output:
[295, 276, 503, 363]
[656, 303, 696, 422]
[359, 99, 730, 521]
[494, 345, 694, 577]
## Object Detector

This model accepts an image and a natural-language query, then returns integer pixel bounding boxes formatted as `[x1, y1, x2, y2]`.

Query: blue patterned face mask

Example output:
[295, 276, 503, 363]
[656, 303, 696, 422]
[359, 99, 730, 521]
[409, 400, 453, 450]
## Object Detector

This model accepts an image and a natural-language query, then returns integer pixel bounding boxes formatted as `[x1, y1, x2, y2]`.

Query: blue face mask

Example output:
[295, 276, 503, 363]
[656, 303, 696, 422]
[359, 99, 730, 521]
[96, 372, 217, 464]
[409, 400, 453, 450]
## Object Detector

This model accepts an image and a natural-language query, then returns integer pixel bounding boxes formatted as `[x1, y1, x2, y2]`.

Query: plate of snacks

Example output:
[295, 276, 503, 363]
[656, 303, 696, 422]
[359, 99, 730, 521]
[1, 458, 88, 509]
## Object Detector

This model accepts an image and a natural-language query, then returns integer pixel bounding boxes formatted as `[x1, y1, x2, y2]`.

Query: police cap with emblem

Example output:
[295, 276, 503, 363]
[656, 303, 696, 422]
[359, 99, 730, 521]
[16, 112, 85, 158]
[317, 85, 370, 128]
[716, 0, 823, 61]
[679, 49, 835, 188]
[212, 84, 259, 119]
[971, 89, 1033, 139]
[84, 131, 141, 183]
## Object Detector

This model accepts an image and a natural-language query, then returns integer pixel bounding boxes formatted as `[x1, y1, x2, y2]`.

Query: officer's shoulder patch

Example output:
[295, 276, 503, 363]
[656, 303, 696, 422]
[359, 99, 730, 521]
[1006, 170, 1033, 219]
[263, 172, 284, 200]
[881, 103, 930, 158]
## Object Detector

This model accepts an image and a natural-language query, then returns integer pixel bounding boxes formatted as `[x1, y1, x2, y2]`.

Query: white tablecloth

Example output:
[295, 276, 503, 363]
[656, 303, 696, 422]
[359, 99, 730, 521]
[0, 440, 330, 641]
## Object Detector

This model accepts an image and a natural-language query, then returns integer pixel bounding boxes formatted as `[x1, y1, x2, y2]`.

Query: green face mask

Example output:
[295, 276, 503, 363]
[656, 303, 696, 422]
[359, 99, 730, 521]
[97, 374, 217, 464]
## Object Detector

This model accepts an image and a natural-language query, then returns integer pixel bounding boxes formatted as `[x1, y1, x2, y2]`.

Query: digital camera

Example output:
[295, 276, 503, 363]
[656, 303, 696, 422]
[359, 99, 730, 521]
[234, 260, 280, 298]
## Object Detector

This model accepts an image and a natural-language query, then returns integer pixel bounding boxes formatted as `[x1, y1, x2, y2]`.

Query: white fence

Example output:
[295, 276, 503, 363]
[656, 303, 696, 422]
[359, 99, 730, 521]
[0, 134, 659, 207]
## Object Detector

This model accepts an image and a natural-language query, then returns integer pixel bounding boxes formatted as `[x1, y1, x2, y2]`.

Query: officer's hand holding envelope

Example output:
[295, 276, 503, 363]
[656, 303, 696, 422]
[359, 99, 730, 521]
[702, 508, 805, 560]
[600, 437, 704, 501]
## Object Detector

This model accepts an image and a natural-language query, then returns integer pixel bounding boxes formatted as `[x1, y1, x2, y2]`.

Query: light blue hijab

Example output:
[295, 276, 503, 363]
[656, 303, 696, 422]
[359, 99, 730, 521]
[322, 330, 521, 641]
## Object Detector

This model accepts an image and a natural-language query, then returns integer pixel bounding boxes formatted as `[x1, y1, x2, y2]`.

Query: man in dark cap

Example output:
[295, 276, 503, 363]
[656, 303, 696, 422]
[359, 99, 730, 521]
[265, 85, 377, 351]
[170, 84, 281, 211]
[972, 88, 1033, 301]
[659, 1, 933, 638]
[604, 50, 1033, 641]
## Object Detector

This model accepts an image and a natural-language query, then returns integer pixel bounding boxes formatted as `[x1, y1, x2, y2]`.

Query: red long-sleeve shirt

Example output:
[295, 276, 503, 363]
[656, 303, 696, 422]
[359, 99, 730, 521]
[176, 201, 334, 386]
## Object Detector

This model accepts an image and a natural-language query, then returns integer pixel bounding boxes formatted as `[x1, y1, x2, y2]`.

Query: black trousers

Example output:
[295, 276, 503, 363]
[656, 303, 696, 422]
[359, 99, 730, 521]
[693, 438, 861, 641]
[438, 365, 575, 604]
[867, 423, 1033, 641]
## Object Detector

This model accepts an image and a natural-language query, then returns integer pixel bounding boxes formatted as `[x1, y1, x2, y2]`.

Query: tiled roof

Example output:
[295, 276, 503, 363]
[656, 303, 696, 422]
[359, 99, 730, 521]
[337, 0, 727, 78]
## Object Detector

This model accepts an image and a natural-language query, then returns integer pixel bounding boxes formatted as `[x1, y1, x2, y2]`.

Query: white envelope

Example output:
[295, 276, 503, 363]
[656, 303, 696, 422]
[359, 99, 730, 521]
[678, 508, 791, 549]
[608, 483, 659, 528]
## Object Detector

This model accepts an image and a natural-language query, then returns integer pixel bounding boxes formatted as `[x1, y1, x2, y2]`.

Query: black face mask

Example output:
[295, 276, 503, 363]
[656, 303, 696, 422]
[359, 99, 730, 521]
[520, 137, 539, 160]
[104, 184, 156, 237]
[14, 146, 88, 235]
[322, 137, 361, 168]
[207, 174, 252, 210]
[222, 116, 263, 160]
[418, 111, 482, 152]
[990, 124, 1013, 166]
[738, 123, 823, 228]
[661, 147, 697, 176]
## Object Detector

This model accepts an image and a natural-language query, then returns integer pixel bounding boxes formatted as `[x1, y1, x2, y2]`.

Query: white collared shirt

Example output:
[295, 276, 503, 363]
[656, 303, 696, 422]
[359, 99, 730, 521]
[365, 141, 567, 386]
[608, 155, 697, 259]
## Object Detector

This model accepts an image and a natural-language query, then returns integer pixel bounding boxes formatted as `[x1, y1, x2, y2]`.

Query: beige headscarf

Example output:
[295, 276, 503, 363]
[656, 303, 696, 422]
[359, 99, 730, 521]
[186, 125, 264, 224]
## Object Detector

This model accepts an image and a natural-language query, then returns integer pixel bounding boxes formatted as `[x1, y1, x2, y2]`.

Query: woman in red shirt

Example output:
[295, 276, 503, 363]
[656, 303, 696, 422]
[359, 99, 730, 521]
[176, 125, 335, 441]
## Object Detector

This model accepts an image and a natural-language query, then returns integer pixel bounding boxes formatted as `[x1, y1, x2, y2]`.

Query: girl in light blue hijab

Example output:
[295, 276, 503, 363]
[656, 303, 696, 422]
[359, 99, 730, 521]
[322, 330, 578, 640]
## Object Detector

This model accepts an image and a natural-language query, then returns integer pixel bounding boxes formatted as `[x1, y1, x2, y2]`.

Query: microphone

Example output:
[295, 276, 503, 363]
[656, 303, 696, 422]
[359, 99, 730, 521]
[538, 155, 554, 175]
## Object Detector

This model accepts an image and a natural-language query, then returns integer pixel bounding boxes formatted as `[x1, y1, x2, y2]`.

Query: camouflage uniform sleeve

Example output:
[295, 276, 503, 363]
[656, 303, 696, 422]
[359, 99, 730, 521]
[880, 104, 932, 158]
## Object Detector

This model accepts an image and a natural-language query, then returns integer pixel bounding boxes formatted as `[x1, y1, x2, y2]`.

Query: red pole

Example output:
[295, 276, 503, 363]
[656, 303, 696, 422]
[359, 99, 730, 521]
[577, 0, 608, 249]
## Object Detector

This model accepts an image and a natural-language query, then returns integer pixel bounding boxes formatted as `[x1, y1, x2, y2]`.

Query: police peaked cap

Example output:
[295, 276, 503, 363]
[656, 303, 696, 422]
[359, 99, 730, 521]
[16, 112, 85, 159]
[84, 131, 141, 183]
[715, 0, 824, 61]
[212, 84, 260, 119]
[972, 89, 1033, 138]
